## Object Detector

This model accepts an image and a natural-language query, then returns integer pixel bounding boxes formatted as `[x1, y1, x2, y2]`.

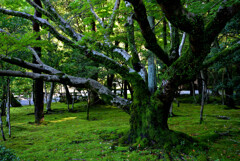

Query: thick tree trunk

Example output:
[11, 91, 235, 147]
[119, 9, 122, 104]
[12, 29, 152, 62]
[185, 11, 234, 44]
[33, 79, 44, 124]
[46, 82, 55, 113]
[129, 80, 175, 147]
[33, 0, 44, 124]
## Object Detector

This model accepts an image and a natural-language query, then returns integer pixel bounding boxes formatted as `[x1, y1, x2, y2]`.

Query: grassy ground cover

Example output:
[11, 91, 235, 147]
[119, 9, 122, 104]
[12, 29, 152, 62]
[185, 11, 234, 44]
[0, 98, 239, 160]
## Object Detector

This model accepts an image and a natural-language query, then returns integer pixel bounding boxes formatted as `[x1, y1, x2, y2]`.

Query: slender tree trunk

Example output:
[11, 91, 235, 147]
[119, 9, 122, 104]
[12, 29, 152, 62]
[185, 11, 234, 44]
[64, 84, 72, 104]
[124, 80, 128, 99]
[126, 82, 133, 100]
[28, 93, 32, 106]
[72, 89, 75, 110]
[221, 69, 225, 105]
[107, 74, 114, 90]
[147, 16, 157, 94]
[87, 90, 90, 120]
[0, 107, 6, 141]
[225, 66, 235, 108]
[210, 71, 220, 96]
[191, 82, 197, 103]
[120, 80, 124, 96]
[200, 70, 205, 124]
[44, 82, 48, 104]
[6, 77, 11, 137]
[33, 0, 44, 124]
[169, 103, 173, 117]
[197, 75, 203, 104]
[46, 82, 55, 113]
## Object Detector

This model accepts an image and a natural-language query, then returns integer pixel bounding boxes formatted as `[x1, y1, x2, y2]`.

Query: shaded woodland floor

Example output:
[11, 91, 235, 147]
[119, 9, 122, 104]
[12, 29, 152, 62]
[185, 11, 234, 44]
[0, 98, 239, 160]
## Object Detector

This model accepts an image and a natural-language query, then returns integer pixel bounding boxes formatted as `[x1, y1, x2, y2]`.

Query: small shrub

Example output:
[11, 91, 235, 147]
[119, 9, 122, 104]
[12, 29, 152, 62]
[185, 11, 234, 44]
[0, 145, 19, 161]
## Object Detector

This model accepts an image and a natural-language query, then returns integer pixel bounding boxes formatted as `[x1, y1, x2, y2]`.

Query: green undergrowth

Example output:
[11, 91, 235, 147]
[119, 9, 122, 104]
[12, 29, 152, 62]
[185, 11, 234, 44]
[0, 99, 239, 160]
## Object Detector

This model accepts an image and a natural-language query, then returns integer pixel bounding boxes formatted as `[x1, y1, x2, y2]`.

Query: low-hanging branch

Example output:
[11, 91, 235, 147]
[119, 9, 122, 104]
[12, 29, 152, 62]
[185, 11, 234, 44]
[0, 69, 131, 113]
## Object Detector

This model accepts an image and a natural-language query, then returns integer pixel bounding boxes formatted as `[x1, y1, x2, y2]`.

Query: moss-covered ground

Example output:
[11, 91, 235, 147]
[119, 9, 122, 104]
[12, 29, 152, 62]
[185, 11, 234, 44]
[0, 98, 239, 160]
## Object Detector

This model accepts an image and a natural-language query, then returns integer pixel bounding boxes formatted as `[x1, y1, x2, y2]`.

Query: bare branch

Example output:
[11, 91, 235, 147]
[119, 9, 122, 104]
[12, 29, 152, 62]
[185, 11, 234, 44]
[41, 0, 83, 41]
[26, 0, 52, 20]
[87, 0, 105, 28]
[28, 47, 43, 64]
[0, 54, 62, 75]
[113, 48, 131, 61]
[107, 0, 121, 30]
[179, 32, 186, 56]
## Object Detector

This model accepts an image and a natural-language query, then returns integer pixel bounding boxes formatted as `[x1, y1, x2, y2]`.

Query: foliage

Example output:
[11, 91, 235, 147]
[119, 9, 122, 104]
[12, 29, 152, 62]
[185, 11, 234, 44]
[0, 145, 19, 161]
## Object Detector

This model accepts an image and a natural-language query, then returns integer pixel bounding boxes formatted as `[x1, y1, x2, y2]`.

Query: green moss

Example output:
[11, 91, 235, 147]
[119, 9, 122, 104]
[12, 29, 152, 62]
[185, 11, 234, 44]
[0, 100, 239, 160]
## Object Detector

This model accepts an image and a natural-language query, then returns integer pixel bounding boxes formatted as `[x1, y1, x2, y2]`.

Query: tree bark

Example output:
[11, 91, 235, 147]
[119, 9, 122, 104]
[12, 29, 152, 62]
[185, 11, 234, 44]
[44, 81, 48, 103]
[147, 16, 157, 95]
[0, 85, 7, 116]
[33, 0, 44, 124]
